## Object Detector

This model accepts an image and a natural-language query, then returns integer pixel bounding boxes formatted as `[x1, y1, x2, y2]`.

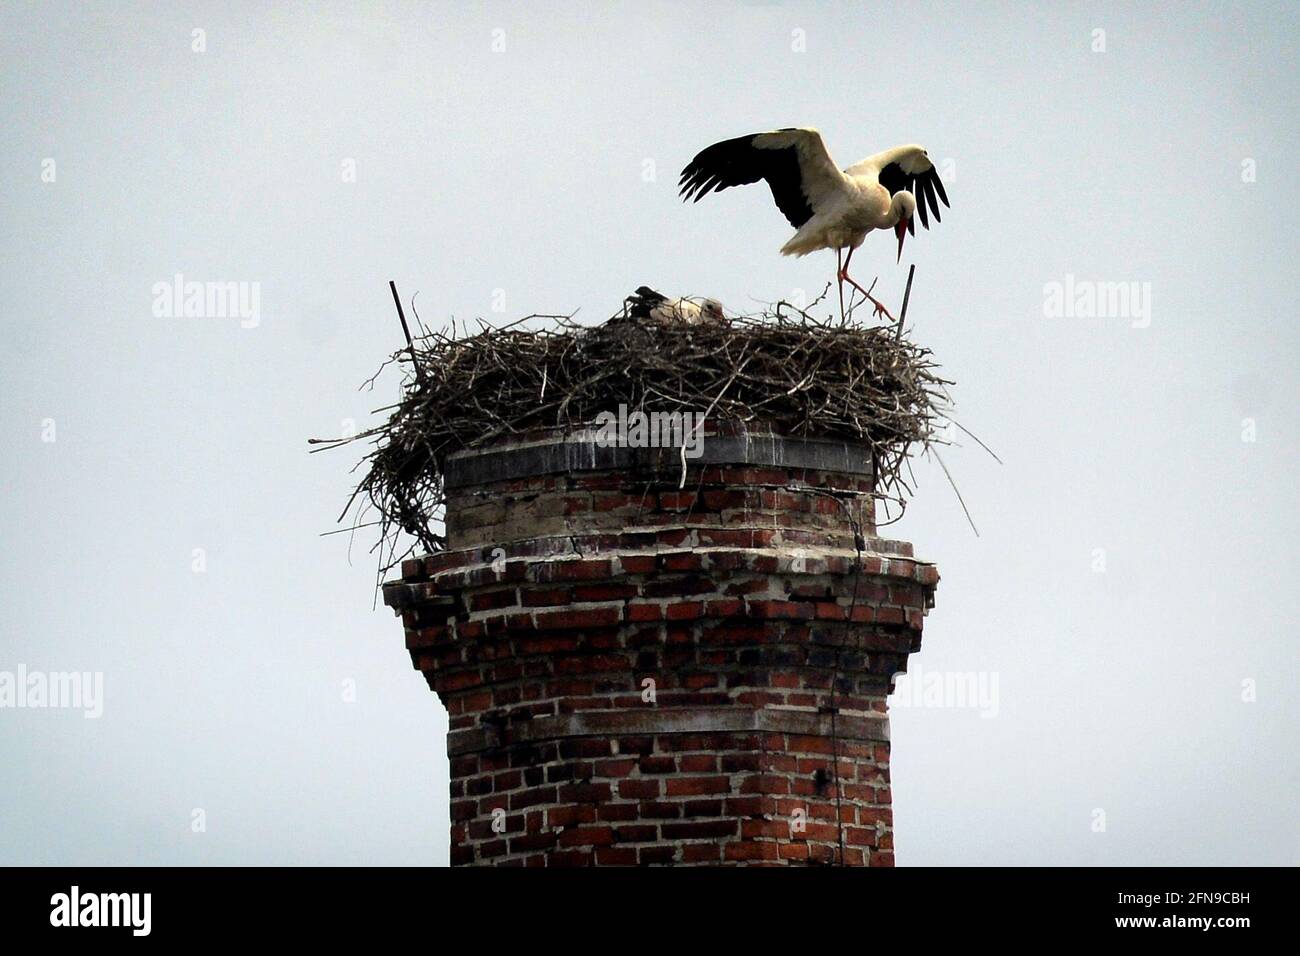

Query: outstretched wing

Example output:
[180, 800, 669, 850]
[849, 145, 950, 236]
[679, 128, 848, 228]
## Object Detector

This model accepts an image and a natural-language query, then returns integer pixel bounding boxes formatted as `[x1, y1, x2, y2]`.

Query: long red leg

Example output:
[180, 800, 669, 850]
[842, 246, 894, 322]
[836, 248, 845, 321]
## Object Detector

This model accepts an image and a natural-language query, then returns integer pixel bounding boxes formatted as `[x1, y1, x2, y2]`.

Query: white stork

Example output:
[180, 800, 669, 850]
[679, 128, 949, 319]
[624, 286, 726, 326]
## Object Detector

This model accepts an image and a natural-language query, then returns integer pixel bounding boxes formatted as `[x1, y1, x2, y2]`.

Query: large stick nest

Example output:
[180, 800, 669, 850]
[316, 296, 954, 572]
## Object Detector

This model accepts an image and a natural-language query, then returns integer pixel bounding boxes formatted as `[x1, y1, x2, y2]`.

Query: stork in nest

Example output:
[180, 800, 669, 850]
[620, 286, 726, 327]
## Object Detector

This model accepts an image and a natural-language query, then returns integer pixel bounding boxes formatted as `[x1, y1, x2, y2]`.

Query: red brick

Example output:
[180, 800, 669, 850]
[534, 606, 622, 630]
[593, 493, 643, 512]
[516, 635, 580, 655]
[747, 600, 814, 620]
[547, 805, 596, 828]
[594, 846, 638, 865]
[915, 564, 940, 586]
[845, 826, 878, 847]
[682, 799, 724, 817]
[872, 606, 903, 626]
[509, 831, 558, 853]
[682, 843, 722, 863]
[701, 489, 751, 510]
[470, 589, 517, 611]
[887, 559, 916, 579]
[612, 824, 658, 843]
[724, 841, 780, 861]
[703, 598, 744, 616]
[815, 601, 847, 620]
[741, 818, 789, 839]
[596, 802, 640, 821]
[641, 575, 717, 598]
[551, 560, 614, 581]
[637, 756, 676, 775]
[638, 846, 678, 865]
[574, 583, 638, 602]
[682, 672, 718, 690]
[725, 467, 789, 485]
[558, 782, 612, 803]
[662, 552, 704, 572]
[665, 776, 731, 797]
[665, 601, 704, 621]
[593, 758, 637, 778]
[616, 779, 661, 799]
[548, 849, 595, 867]
[558, 826, 615, 847]
[697, 528, 776, 548]
[661, 820, 738, 839]
[625, 603, 663, 622]
[658, 491, 696, 510]
[679, 754, 718, 772]
[521, 587, 571, 607]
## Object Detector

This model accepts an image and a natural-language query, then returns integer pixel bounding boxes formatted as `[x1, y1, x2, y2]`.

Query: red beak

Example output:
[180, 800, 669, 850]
[895, 219, 908, 263]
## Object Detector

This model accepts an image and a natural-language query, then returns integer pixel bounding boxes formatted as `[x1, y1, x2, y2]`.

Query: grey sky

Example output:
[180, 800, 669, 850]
[1, 1, 1295, 865]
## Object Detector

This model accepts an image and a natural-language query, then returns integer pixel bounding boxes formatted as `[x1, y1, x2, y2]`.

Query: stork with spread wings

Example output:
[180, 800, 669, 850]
[680, 128, 949, 320]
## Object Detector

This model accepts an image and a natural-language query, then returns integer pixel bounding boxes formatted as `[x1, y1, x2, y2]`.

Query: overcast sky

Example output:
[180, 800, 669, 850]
[1, 1, 1296, 865]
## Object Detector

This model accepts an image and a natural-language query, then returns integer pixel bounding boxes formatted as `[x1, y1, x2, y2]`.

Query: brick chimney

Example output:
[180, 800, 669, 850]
[382, 423, 938, 865]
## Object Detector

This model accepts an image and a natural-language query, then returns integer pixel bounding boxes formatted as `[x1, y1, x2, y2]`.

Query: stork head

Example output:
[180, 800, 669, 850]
[700, 298, 725, 324]
[892, 191, 917, 262]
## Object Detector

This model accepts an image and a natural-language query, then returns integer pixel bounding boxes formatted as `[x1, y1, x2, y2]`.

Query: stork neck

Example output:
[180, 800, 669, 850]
[887, 195, 907, 226]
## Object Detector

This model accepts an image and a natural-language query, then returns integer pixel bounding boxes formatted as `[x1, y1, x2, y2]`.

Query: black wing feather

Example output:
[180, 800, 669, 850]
[876, 161, 910, 200]
[877, 159, 950, 232]
[931, 172, 950, 208]
[923, 178, 940, 223]
[679, 132, 815, 228]
[625, 286, 668, 320]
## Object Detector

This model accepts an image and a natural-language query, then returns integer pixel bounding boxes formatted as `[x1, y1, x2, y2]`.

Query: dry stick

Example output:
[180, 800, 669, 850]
[894, 264, 916, 342]
[931, 445, 979, 537]
[680, 352, 754, 488]
[410, 291, 429, 338]
[388, 280, 424, 386]
[950, 420, 1003, 464]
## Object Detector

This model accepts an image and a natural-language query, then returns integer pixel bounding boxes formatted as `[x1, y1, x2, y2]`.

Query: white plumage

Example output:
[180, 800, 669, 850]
[680, 128, 949, 318]
[624, 286, 725, 326]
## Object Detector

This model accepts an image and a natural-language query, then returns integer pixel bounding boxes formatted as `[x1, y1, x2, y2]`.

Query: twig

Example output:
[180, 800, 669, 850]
[930, 445, 979, 536]
[894, 265, 916, 342]
[388, 280, 423, 385]
[952, 420, 1003, 465]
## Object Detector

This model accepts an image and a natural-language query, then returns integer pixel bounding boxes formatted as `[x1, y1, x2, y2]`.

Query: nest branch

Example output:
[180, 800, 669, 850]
[317, 299, 955, 573]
